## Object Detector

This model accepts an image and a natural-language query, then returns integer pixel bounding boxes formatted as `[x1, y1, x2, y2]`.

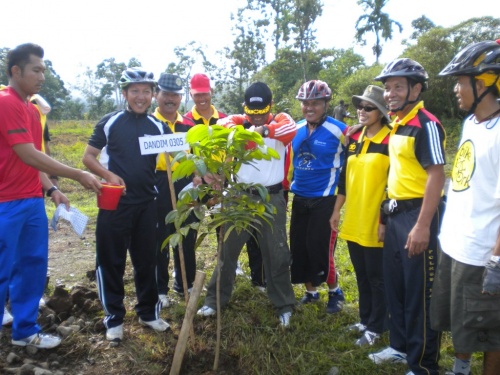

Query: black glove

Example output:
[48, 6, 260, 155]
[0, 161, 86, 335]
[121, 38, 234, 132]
[482, 259, 500, 295]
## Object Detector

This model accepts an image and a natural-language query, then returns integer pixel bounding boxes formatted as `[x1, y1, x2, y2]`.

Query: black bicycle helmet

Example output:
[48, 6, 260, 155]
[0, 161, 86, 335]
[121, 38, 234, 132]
[119, 68, 157, 89]
[375, 58, 429, 92]
[439, 40, 500, 77]
[440, 40, 500, 114]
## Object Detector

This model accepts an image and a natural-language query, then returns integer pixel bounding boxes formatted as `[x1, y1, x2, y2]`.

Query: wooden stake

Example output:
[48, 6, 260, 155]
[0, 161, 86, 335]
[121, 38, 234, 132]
[169, 271, 206, 375]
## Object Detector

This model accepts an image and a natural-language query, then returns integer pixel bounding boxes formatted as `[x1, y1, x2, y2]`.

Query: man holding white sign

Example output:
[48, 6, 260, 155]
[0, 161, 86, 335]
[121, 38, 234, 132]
[82, 68, 171, 342]
[152, 73, 198, 307]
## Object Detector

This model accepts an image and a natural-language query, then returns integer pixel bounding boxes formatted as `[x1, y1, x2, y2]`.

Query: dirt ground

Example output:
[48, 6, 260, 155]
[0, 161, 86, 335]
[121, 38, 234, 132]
[0, 220, 226, 375]
[47, 222, 97, 289]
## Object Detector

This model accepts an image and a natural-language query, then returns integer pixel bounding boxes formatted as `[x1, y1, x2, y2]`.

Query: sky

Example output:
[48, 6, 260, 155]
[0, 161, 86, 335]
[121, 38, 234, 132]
[1, 0, 496, 91]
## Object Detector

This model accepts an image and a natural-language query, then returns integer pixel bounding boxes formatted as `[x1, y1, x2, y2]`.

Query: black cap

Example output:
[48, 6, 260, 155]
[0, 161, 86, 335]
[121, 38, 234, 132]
[244, 82, 272, 115]
[157, 73, 184, 94]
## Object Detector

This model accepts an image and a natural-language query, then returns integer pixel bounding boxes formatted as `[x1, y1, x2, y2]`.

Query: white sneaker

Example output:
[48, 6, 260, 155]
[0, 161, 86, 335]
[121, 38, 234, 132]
[2, 308, 13, 326]
[39, 298, 46, 307]
[197, 305, 216, 317]
[235, 261, 245, 276]
[368, 346, 407, 365]
[158, 294, 169, 309]
[12, 332, 61, 349]
[138, 318, 170, 332]
[106, 324, 123, 341]
[279, 312, 292, 327]
[347, 322, 366, 333]
[255, 286, 266, 293]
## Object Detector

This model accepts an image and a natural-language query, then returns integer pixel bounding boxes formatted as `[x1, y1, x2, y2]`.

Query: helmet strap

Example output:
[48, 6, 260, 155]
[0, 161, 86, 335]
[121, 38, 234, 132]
[468, 76, 498, 115]
[307, 113, 327, 128]
[391, 79, 420, 112]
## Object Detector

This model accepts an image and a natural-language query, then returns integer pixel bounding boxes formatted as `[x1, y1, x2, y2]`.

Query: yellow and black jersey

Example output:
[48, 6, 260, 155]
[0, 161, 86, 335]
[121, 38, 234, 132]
[338, 125, 390, 247]
[153, 110, 195, 172]
[184, 105, 226, 125]
[388, 102, 446, 200]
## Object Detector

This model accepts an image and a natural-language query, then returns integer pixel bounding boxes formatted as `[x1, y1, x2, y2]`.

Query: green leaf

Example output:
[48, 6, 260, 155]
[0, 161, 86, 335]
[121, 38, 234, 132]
[169, 232, 182, 248]
[194, 158, 207, 176]
[194, 232, 208, 250]
[165, 210, 178, 224]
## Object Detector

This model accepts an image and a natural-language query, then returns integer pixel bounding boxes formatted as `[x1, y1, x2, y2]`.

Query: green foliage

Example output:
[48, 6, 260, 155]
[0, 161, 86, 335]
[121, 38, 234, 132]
[408, 15, 436, 41]
[165, 124, 279, 250]
[290, 0, 323, 81]
[335, 65, 385, 111]
[243, 0, 290, 55]
[355, 0, 403, 63]
[319, 48, 367, 100]
[38, 60, 71, 119]
[95, 58, 128, 109]
[0, 47, 8, 85]
[58, 97, 86, 120]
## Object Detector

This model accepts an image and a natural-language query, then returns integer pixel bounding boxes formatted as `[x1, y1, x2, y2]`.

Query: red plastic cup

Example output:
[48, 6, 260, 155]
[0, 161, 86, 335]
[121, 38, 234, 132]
[97, 183, 125, 210]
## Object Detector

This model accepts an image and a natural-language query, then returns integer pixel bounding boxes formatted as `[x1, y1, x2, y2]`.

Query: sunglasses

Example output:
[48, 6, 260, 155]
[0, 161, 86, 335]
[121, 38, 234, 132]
[356, 105, 378, 112]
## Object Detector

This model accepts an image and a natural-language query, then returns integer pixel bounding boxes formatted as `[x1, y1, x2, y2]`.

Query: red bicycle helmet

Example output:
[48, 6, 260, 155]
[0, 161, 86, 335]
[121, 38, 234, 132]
[296, 80, 332, 101]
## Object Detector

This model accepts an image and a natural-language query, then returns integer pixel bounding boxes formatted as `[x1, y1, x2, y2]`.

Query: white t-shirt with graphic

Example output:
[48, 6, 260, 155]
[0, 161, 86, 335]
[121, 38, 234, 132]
[439, 115, 500, 266]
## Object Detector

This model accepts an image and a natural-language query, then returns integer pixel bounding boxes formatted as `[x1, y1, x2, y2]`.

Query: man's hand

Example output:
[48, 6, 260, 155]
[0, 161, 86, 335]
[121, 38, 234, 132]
[405, 223, 430, 257]
[329, 211, 341, 232]
[51, 189, 70, 210]
[77, 171, 102, 193]
[344, 123, 363, 146]
[482, 260, 500, 295]
[203, 173, 223, 190]
[378, 224, 386, 243]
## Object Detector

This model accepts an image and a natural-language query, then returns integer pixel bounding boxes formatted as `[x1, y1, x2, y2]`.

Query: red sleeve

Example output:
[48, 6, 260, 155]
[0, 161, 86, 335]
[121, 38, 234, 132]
[217, 114, 246, 127]
[267, 113, 297, 146]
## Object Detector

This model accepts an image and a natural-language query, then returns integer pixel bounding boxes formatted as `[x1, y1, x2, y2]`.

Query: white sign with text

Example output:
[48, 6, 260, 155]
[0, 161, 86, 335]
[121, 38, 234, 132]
[139, 133, 188, 155]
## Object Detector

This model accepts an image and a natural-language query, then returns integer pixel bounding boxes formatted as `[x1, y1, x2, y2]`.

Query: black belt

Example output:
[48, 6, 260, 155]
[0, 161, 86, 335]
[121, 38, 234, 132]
[382, 198, 423, 216]
[246, 182, 282, 195]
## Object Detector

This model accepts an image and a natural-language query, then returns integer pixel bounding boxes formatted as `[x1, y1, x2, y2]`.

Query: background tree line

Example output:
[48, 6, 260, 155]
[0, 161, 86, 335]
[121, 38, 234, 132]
[1, 0, 498, 122]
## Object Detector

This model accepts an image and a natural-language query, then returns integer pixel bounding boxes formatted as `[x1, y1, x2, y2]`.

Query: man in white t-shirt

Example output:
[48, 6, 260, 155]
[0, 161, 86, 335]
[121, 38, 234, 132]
[431, 39, 500, 375]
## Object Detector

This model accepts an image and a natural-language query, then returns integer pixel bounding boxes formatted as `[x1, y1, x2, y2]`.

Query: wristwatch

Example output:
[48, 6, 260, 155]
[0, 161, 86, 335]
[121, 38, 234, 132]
[46, 186, 59, 197]
[491, 255, 500, 263]
[262, 126, 270, 138]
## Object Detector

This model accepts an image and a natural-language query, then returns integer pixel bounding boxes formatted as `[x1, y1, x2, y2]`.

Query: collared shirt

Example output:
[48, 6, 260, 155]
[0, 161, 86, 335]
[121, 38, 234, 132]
[185, 105, 226, 125]
[88, 110, 169, 204]
[338, 125, 391, 247]
[153, 109, 194, 172]
[387, 101, 446, 200]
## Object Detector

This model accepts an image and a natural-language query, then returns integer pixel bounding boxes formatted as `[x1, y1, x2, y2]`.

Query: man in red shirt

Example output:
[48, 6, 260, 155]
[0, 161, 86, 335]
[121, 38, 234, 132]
[0, 43, 101, 349]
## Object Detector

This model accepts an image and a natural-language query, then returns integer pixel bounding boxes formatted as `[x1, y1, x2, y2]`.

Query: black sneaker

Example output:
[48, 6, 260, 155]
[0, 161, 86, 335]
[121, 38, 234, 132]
[326, 289, 345, 314]
[300, 292, 320, 304]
